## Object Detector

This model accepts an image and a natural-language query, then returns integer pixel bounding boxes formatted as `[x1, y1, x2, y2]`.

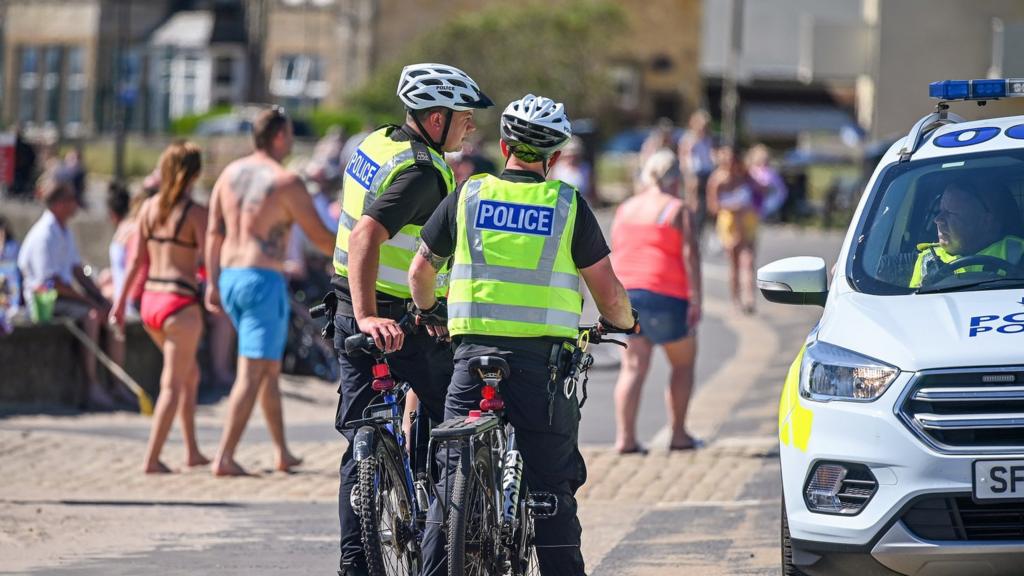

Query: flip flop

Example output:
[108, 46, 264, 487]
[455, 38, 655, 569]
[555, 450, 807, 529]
[669, 438, 704, 451]
[617, 444, 649, 455]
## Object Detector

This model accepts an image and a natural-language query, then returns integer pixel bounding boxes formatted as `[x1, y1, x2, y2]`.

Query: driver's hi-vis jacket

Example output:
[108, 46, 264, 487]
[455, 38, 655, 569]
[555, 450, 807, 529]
[909, 235, 1024, 288]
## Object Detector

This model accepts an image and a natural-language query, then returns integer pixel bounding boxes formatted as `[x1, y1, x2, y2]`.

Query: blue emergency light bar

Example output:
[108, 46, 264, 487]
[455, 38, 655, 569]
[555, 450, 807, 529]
[929, 79, 1024, 100]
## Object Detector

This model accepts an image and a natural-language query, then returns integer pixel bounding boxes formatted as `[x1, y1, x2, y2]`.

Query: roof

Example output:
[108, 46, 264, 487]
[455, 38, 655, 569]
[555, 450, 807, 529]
[878, 114, 1024, 166]
[742, 103, 856, 138]
[150, 8, 245, 48]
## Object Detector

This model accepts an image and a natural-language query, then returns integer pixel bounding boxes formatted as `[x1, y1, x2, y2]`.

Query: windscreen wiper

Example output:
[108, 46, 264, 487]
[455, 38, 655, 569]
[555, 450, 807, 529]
[915, 277, 1024, 294]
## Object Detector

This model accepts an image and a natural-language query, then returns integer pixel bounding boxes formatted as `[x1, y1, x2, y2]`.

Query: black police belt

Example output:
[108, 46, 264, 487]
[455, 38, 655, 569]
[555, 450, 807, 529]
[334, 294, 414, 320]
[544, 339, 594, 424]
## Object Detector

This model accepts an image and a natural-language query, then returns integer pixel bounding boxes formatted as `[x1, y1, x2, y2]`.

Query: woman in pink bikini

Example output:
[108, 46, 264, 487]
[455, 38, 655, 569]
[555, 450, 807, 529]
[110, 142, 209, 473]
[611, 150, 702, 453]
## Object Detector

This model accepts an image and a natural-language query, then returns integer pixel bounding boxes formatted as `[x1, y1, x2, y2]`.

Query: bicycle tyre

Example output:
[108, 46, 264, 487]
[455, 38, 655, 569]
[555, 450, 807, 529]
[358, 436, 419, 576]
[447, 441, 498, 576]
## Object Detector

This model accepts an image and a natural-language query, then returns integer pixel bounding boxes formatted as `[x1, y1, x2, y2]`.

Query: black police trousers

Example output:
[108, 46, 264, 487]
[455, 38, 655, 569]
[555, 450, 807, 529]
[333, 311, 453, 572]
[419, 337, 588, 576]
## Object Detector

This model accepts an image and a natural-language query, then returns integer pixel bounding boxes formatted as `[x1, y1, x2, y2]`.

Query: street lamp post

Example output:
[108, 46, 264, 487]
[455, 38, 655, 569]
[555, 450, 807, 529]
[112, 0, 130, 183]
[721, 0, 744, 146]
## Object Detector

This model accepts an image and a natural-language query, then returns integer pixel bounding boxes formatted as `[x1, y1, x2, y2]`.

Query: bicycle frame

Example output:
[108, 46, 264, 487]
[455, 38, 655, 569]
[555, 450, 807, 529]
[348, 353, 431, 530]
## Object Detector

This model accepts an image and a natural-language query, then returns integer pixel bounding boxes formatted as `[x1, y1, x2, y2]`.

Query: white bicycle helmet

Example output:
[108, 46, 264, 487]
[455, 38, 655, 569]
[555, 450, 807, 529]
[500, 94, 572, 158]
[397, 63, 493, 111]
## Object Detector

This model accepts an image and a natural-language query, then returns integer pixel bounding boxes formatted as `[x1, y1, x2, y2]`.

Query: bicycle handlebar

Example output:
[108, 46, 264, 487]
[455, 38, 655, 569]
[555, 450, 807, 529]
[577, 324, 629, 348]
[309, 303, 329, 319]
[344, 316, 416, 356]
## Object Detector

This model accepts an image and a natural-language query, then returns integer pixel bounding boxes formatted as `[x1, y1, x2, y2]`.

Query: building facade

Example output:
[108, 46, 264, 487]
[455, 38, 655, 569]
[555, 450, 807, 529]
[0, 0, 701, 135]
[1, 0, 173, 138]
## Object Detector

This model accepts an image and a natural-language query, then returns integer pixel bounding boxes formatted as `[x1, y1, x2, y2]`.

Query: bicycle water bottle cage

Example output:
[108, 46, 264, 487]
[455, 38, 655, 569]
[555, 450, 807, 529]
[371, 362, 395, 392]
[526, 492, 559, 519]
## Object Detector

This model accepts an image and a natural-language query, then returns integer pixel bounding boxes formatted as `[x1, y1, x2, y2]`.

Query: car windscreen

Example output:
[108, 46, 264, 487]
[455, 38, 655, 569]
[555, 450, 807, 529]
[848, 148, 1024, 295]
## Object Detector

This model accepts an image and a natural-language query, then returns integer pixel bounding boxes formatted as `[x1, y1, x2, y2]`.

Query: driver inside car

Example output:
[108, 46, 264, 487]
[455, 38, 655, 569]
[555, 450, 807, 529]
[910, 178, 1024, 288]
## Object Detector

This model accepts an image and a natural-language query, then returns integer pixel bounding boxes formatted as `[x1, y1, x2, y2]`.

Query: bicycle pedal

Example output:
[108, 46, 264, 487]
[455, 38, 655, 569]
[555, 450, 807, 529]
[526, 492, 559, 518]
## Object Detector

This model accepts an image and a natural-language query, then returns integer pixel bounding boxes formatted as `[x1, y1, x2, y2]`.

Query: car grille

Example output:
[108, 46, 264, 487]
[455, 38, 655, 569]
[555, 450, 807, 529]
[898, 368, 1024, 453]
[903, 495, 1024, 541]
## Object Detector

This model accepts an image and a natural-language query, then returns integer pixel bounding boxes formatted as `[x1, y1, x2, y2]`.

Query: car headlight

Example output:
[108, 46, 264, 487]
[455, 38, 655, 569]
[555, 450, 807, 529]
[799, 341, 899, 402]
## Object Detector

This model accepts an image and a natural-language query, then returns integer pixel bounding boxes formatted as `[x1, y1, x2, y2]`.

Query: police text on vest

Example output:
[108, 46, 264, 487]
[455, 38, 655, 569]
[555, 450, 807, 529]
[474, 200, 555, 237]
[346, 149, 381, 190]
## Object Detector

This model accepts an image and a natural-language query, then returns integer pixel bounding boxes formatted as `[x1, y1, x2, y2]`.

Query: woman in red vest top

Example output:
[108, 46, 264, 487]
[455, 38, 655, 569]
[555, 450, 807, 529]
[610, 150, 702, 454]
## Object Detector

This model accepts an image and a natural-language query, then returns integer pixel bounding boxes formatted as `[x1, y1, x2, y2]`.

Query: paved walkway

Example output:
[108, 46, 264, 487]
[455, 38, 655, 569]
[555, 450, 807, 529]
[0, 225, 844, 575]
[0, 299, 793, 575]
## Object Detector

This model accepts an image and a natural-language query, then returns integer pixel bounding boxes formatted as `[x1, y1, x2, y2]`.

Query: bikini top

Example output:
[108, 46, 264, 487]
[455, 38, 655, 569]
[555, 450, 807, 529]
[145, 199, 201, 296]
[146, 199, 196, 248]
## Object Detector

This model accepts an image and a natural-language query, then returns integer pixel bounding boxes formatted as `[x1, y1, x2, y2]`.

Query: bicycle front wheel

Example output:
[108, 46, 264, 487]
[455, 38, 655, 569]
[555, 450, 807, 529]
[358, 435, 419, 576]
[447, 441, 499, 576]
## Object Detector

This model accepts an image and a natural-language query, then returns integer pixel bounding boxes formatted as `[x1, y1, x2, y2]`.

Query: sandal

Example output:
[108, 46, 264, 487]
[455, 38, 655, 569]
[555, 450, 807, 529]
[616, 444, 649, 455]
[669, 438, 704, 451]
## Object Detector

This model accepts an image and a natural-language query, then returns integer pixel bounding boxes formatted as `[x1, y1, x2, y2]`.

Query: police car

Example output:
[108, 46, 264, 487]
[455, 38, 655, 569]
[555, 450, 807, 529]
[759, 79, 1024, 576]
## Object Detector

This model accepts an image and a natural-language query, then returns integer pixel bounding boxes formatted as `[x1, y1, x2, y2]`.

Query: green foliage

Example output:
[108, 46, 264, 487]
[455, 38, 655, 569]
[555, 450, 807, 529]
[304, 109, 367, 138]
[346, 0, 625, 138]
[168, 105, 233, 136]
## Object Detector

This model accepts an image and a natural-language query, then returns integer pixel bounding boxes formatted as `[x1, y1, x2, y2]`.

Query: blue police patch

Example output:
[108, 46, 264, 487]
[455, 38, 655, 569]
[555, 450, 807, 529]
[475, 200, 554, 236]
[346, 149, 380, 190]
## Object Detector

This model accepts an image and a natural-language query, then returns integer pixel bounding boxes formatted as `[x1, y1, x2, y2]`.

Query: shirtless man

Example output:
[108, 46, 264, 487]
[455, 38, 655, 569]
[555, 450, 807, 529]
[206, 107, 335, 476]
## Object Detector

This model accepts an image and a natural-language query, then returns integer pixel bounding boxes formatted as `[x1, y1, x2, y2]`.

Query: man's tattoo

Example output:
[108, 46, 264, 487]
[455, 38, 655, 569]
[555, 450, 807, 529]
[418, 242, 450, 272]
[231, 164, 276, 212]
[254, 222, 289, 260]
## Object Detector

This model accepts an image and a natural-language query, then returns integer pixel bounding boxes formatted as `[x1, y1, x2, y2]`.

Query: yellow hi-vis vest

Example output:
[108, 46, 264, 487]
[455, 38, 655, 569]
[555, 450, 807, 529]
[333, 126, 455, 299]
[448, 174, 582, 339]
[909, 235, 1024, 288]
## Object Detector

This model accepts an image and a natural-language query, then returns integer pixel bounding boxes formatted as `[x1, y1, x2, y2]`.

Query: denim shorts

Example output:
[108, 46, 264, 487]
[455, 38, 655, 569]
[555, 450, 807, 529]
[627, 289, 690, 345]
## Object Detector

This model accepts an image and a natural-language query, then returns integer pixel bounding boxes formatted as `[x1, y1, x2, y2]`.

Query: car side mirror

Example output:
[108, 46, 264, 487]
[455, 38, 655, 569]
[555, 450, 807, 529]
[757, 257, 828, 307]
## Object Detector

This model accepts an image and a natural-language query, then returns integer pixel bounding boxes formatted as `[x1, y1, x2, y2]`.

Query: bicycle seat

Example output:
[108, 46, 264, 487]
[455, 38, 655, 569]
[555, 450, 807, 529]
[468, 356, 510, 381]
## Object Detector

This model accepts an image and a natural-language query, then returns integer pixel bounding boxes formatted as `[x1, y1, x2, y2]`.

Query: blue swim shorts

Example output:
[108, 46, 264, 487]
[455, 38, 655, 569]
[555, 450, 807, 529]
[220, 267, 290, 360]
[627, 289, 690, 345]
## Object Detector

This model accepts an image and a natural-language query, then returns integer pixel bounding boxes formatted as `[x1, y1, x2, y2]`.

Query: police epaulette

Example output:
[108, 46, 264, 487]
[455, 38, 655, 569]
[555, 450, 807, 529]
[409, 139, 434, 167]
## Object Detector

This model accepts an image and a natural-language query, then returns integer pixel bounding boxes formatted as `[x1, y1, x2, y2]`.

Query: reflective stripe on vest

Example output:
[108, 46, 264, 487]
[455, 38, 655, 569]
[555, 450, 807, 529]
[448, 175, 582, 339]
[332, 127, 454, 299]
[910, 235, 1024, 288]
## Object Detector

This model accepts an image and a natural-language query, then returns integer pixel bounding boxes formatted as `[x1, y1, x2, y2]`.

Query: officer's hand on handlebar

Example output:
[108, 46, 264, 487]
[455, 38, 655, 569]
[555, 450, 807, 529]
[413, 300, 450, 341]
[357, 316, 405, 353]
[598, 308, 641, 335]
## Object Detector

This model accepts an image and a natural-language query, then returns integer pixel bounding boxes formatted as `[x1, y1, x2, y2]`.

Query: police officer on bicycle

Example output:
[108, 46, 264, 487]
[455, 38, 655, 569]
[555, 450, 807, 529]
[331, 63, 492, 576]
[410, 94, 638, 575]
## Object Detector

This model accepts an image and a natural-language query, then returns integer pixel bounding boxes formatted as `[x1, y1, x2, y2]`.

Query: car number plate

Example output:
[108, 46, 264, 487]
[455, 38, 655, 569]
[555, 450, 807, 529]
[973, 460, 1024, 500]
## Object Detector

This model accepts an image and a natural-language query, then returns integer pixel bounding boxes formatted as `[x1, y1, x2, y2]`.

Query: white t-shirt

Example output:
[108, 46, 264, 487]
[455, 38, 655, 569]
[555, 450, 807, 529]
[17, 210, 81, 302]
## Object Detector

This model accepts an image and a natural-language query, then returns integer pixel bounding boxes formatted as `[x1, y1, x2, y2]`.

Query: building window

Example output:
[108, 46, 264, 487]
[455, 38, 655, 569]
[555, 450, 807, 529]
[609, 63, 641, 112]
[168, 54, 206, 119]
[271, 54, 304, 97]
[215, 56, 234, 86]
[18, 46, 39, 123]
[270, 54, 326, 105]
[43, 47, 63, 125]
[65, 47, 85, 127]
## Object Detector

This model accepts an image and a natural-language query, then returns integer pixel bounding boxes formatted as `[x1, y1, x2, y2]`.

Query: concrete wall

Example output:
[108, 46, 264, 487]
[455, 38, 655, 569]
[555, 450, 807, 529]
[0, 321, 161, 406]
